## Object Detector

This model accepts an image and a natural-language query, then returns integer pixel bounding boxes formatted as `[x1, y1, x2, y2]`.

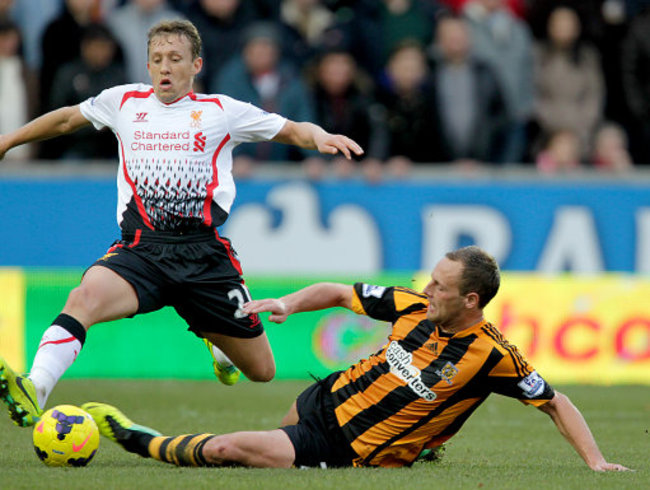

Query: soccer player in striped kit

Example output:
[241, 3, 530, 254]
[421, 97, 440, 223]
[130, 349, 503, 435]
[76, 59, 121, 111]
[85, 246, 628, 472]
[0, 19, 363, 427]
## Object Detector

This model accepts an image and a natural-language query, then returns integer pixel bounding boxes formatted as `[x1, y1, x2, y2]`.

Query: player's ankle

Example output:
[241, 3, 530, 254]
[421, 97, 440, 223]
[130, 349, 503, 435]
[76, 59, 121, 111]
[120, 429, 156, 457]
[28, 369, 54, 408]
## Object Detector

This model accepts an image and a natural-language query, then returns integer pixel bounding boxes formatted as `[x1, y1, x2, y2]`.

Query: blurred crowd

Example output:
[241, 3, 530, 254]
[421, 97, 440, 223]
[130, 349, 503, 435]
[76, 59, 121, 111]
[2, 0, 650, 179]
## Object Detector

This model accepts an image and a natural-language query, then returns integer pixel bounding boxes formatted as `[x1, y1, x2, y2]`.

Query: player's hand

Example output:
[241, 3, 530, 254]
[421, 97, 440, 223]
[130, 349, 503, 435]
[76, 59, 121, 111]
[590, 461, 631, 472]
[315, 132, 364, 160]
[242, 299, 289, 324]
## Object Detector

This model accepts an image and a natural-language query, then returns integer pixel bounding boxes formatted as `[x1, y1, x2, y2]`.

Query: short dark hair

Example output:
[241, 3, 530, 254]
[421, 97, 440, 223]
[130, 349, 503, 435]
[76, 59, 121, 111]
[147, 19, 202, 60]
[445, 246, 500, 308]
[0, 20, 19, 36]
[82, 23, 116, 44]
[241, 21, 282, 47]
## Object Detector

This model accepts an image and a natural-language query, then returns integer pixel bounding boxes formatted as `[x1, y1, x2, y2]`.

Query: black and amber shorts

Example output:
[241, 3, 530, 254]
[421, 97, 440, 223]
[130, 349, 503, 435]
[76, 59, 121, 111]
[90, 228, 263, 339]
[281, 371, 358, 468]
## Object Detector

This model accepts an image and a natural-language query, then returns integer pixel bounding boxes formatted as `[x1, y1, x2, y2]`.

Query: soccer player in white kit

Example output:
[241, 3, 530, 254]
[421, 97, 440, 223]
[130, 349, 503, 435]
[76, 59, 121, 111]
[0, 19, 364, 428]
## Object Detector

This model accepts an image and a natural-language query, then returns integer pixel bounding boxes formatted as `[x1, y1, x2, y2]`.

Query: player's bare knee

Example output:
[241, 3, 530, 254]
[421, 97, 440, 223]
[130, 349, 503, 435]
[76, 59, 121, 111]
[203, 435, 240, 464]
[63, 286, 105, 328]
[64, 286, 95, 316]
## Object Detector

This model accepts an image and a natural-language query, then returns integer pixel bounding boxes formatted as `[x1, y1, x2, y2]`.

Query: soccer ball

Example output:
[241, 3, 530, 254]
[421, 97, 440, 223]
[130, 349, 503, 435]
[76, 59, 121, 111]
[32, 404, 100, 467]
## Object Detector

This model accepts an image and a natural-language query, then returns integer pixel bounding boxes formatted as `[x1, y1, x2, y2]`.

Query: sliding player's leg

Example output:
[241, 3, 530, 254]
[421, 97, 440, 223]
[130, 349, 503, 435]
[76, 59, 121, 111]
[86, 375, 355, 469]
[200, 430, 295, 468]
[281, 401, 299, 426]
[83, 402, 295, 468]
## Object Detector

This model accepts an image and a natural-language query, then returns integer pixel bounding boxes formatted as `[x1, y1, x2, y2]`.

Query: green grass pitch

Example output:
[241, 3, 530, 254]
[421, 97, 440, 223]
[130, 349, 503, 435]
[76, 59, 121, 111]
[0, 380, 647, 489]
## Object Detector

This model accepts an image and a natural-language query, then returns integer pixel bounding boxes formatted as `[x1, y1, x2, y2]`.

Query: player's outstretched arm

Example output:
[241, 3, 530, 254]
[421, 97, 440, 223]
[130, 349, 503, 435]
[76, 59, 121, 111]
[537, 391, 630, 472]
[0, 105, 91, 160]
[272, 120, 364, 160]
[242, 283, 354, 324]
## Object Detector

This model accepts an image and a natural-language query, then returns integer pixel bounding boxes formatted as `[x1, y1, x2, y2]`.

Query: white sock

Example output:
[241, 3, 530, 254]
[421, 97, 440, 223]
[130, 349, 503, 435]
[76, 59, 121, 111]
[28, 325, 83, 408]
[211, 344, 234, 367]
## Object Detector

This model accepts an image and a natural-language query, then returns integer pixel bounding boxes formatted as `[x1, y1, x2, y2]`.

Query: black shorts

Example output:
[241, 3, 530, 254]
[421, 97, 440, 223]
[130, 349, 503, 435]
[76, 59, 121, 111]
[91, 228, 263, 339]
[281, 372, 357, 468]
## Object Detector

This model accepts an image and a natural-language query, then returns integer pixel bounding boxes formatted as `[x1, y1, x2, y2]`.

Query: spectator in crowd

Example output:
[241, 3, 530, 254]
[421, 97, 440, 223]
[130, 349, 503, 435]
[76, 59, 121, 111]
[526, 2, 628, 128]
[526, 0, 608, 41]
[281, 0, 333, 44]
[428, 15, 508, 165]
[375, 40, 438, 169]
[440, 0, 525, 17]
[343, 0, 440, 78]
[92, 0, 121, 18]
[624, 0, 650, 17]
[7, 0, 60, 70]
[107, 0, 183, 84]
[280, 0, 335, 63]
[241, 0, 280, 19]
[533, 6, 605, 159]
[596, 1, 630, 127]
[535, 129, 581, 174]
[0, 20, 33, 159]
[185, 0, 254, 92]
[12, 0, 650, 170]
[47, 23, 126, 160]
[463, 0, 534, 163]
[214, 21, 315, 171]
[0, 0, 13, 22]
[305, 48, 387, 180]
[591, 122, 634, 172]
[39, 0, 95, 119]
[621, 7, 650, 164]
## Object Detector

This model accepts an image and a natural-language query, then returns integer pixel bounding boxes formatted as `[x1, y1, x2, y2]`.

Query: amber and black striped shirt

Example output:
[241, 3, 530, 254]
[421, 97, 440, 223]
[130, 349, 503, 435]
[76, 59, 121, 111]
[329, 283, 555, 468]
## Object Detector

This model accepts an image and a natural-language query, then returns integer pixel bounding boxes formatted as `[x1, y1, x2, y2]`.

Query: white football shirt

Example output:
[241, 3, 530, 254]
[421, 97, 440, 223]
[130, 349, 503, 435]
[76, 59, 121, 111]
[80, 83, 287, 232]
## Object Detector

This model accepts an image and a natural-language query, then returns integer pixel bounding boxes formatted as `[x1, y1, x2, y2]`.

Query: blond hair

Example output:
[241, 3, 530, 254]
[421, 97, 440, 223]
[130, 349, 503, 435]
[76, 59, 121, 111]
[147, 19, 202, 60]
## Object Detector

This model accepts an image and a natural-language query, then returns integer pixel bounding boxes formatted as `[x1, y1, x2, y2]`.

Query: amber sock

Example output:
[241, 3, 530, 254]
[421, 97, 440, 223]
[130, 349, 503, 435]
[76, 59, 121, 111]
[147, 433, 216, 467]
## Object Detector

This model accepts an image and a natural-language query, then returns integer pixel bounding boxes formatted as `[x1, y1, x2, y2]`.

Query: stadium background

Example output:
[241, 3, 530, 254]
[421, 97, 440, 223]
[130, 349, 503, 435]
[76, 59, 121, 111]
[1, 4, 648, 486]
[1, 171, 649, 385]
[1, 0, 649, 386]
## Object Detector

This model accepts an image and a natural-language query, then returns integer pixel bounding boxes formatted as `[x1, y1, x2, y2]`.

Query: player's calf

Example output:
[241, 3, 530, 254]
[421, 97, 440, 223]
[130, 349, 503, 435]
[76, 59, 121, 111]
[244, 363, 275, 383]
[202, 430, 295, 468]
[149, 433, 218, 466]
